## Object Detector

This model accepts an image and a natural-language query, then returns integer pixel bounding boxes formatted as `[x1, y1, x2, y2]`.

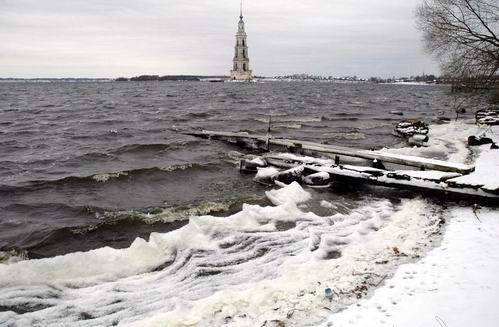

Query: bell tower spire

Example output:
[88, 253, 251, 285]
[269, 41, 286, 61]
[230, 0, 252, 81]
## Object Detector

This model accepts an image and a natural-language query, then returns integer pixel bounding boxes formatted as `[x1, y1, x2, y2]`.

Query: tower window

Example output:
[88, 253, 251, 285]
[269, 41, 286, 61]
[242, 39, 245, 46]
[243, 63, 247, 71]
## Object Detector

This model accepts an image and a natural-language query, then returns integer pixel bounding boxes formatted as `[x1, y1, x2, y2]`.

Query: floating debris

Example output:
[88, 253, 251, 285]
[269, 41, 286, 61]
[394, 120, 429, 147]
[476, 109, 499, 125]
[324, 288, 334, 301]
[394, 120, 429, 137]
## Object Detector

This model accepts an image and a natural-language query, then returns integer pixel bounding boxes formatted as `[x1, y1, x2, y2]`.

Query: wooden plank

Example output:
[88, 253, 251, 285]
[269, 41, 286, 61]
[306, 165, 499, 204]
[259, 154, 498, 204]
[187, 130, 475, 174]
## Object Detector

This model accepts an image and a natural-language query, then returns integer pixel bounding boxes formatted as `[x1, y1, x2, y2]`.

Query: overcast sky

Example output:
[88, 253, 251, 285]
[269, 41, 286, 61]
[0, 0, 439, 78]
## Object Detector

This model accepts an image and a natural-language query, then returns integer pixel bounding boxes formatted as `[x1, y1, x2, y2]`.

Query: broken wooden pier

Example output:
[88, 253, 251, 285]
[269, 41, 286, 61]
[186, 130, 499, 204]
[188, 130, 474, 174]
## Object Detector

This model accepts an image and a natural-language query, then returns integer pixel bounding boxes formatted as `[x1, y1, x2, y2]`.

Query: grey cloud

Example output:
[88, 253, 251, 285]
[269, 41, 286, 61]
[0, 0, 437, 78]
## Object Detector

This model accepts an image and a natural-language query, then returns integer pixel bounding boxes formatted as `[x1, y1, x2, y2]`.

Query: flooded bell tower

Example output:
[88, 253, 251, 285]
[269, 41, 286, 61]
[230, 0, 252, 81]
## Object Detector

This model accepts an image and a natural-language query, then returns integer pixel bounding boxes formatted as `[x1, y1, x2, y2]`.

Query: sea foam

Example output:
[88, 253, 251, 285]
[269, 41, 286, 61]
[0, 182, 443, 327]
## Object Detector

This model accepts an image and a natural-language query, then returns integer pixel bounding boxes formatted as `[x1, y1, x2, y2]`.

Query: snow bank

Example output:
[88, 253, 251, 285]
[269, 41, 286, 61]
[380, 120, 479, 164]
[447, 147, 499, 190]
[320, 207, 499, 327]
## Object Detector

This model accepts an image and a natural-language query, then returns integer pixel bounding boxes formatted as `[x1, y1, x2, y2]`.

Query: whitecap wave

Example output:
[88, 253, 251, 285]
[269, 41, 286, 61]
[254, 116, 322, 124]
[92, 172, 128, 183]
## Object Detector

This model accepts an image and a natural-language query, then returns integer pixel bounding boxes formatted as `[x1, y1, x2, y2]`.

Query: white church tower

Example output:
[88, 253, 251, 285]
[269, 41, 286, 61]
[230, 1, 252, 81]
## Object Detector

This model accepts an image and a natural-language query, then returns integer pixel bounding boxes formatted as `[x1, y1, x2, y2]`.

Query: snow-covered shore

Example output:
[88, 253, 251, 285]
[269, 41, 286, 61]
[320, 206, 499, 327]
[321, 121, 499, 327]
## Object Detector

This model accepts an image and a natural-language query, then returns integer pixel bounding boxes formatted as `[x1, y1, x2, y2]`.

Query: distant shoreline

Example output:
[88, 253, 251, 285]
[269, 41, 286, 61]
[0, 78, 445, 86]
[0, 74, 442, 84]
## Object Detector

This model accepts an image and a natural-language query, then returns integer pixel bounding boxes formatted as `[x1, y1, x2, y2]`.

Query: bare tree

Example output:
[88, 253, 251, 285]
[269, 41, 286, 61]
[416, 0, 499, 80]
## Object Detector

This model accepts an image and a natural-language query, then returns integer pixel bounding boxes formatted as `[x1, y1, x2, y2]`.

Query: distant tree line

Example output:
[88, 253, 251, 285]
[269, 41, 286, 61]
[116, 75, 202, 82]
[272, 74, 366, 81]
[368, 74, 440, 83]
[113, 74, 444, 84]
[115, 75, 235, 82]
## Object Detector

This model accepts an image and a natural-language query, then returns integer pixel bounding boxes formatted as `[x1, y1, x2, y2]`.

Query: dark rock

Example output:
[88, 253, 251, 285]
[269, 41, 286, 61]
[302, 171, 330, 186]
[468, 136, 493, 146]
[239, 158, 267, 173]
[270, 166, 304, 184]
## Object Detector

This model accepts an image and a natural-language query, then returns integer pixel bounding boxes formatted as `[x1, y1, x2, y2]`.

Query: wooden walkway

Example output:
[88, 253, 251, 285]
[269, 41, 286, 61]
[263, 154, 499, 204]
[187, 130, 475, 174]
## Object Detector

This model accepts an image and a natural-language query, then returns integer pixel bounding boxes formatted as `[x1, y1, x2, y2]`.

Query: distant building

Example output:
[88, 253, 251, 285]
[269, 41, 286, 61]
[230, 1, 252, 81]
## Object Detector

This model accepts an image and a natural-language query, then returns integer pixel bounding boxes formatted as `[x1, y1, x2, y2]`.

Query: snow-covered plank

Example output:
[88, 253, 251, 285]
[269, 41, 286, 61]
[390, 170, 462, 182]
[188, 130, 475, 174]
[305, 164, 499, 204]
[359, 150, 474, 174]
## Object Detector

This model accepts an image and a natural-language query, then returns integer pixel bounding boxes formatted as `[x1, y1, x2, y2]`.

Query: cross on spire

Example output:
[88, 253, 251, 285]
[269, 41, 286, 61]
[240, 0, 243, 19]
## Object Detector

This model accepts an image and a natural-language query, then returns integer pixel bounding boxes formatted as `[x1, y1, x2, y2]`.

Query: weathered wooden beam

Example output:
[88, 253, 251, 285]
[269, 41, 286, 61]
[187, 130, 475, 174]
[258, 154, 498, 204]
[306, 165, 499, 205]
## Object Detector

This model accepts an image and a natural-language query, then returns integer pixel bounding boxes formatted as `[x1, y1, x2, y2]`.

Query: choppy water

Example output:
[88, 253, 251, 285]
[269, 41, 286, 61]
[0, 81, 458, 258]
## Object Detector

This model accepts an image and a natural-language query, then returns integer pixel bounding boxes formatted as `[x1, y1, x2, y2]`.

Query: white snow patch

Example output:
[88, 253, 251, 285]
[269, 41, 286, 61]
[320, 207, 499, 327]
[273, 153, 335, 166]
[254, 166, 280, 180]
[447, 145, 499, 191]
[379, 120, 479, 163]
[265, 181, 311, 206]
[250, 157, 266, 166]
